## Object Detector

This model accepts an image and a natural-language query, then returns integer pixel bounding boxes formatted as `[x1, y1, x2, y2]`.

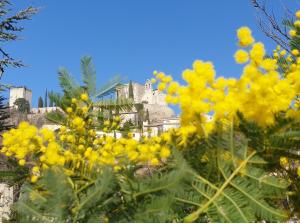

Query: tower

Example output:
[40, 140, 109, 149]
[144, 79, 152, 91]
[9, 87, 32, 109]
[143, 79, 153, 104]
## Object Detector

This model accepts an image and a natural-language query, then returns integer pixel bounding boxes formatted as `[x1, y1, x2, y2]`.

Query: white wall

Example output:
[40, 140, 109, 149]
[9, 88, 24, 107]
[120, 113, 137, 125]
[133, 83, 145, 103]
[31, 107, 61, 114]
[25, 90, 32, 109]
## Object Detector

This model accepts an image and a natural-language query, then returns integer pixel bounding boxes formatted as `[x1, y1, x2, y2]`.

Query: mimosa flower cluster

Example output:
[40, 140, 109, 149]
[1, 122, 64, 182]
[1, 94, 171, 182]
[154, 26, 300, 134]
[289, 10, 300, 41]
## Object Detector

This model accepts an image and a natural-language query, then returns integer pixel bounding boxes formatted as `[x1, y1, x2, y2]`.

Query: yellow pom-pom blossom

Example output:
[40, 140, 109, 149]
[237, 26, 255, 47]
[156, 72, 165, 80]
[71, 98, 77, 104]
[66, 107, 73, 113]
[167, 81, 180, 95]
[157, 82, 166, 91]
[292, 49, 299, 56]
[80, 93, 89, 101]
[160, 146, 171, 158]
[162, 75, 173, 83]
[280, 50, 286, 57]
[234, 49, 249, 64]
[31, 175, 38, 183]
[250, 42, 265, 64]
[32, 166, 39, 173]
[289, 29, 297, 37]
[261, 58, 277, 71]
[19, 159, 26, 166]
[294, 20, 300, 27]
[280, 157, 289, 167]
[296, 10, 300, 19]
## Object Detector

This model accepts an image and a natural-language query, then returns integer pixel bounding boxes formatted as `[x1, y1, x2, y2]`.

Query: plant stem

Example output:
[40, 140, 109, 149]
[183, 151, 256, 223]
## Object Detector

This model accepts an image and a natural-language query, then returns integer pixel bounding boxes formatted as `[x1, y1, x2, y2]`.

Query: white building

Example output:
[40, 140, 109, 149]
[9, 86, 32, 109]
[116, 79, 167, 106]
[143, 117, 180, 137]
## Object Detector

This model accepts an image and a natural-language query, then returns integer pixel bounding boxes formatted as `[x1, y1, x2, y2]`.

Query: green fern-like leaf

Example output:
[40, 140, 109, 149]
[58, 67, 81, 97]
[81, 56, 96, 96]
[180, 123, 289, 223]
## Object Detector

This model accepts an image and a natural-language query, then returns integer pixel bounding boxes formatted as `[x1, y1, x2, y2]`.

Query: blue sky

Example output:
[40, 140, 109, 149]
[2, 0, 300, 107]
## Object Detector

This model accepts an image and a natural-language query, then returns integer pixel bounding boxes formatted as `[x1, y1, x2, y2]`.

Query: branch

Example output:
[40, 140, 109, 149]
[251, 0, 291, 51]
[0, 4, 37, 77]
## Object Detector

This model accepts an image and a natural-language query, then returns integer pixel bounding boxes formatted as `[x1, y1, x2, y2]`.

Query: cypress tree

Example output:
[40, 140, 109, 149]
[145, 109, 150, 124]
[128, 81, 134, 100]
[44, 89, 48, 107]
[38, 96, 43, 108]
[49, 91, 54, 107]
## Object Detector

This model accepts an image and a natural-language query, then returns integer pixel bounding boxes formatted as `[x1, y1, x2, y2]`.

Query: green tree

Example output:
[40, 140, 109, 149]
[0, 0, 37, 76]
[128, 80, 134, 99]
[135, 103, 144, 130]
[10, 98, 30, 136]
[121, 119, 134, 132]
[49, 90, 54, 107]
[0, 93, 12, 131]
[38, 96, 43, 108]
[14, 98, 30, 113]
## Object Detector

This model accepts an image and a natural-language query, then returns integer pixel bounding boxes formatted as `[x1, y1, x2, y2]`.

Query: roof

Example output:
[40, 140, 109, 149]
[144, 118, 180, 127]
[10, 86, 32, 92]
[117, 81, 144, 88]
[162, 117, 180, 120]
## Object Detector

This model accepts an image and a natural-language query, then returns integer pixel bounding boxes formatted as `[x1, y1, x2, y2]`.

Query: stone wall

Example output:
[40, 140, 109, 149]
[0, 184, 13, 222]
[117, 82, 145, 103]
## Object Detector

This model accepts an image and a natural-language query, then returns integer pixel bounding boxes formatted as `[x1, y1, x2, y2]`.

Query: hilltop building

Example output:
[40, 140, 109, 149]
[116, 79, 176, 124]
